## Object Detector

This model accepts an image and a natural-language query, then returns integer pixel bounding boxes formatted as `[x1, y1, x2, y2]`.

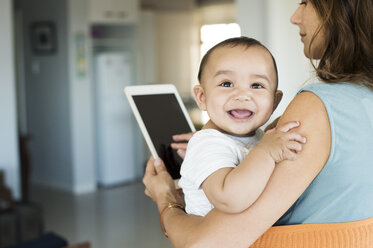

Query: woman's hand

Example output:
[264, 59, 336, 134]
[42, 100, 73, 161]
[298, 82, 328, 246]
[170, 132, 195, 159]
[143, 157, 183, 213]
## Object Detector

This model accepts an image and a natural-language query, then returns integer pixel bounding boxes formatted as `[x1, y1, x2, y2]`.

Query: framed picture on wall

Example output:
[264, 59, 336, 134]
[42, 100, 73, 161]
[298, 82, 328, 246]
[30, 21, 57, 55]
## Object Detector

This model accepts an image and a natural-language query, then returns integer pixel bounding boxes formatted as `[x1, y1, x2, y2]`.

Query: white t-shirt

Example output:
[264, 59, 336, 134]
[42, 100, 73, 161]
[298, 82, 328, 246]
[178, 128, 264, 216]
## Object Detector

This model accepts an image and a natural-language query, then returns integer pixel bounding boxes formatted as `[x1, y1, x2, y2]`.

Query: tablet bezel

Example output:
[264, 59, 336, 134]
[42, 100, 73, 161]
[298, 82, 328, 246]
[124, 84, 196, 161]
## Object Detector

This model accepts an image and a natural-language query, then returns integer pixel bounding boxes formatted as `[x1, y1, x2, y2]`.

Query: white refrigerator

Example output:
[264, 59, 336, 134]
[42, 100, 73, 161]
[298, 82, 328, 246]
[94, 52, 138, 187]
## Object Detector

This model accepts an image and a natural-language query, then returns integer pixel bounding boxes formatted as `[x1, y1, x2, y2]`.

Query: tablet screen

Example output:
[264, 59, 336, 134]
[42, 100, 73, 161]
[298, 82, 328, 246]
[133, 93, 193, 179]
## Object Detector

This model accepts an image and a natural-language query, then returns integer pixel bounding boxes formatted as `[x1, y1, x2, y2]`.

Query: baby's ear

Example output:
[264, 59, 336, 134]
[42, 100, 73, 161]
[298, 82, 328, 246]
[193, 85, 207, 111]
[272, 90, 283, 112]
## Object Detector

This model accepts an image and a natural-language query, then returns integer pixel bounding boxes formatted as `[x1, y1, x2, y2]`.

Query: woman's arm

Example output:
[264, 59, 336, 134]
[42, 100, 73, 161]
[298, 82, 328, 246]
[144, 91, 331, 248]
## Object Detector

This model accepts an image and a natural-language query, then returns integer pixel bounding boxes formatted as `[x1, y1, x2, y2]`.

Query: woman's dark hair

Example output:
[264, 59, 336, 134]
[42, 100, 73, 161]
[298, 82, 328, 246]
[197, 36, 278, 89]
[310, 0, 373, 89]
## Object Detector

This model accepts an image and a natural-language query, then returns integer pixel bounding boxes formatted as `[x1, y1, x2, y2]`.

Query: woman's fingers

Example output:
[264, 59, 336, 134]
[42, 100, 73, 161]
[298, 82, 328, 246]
[142, 156, 180, 212]
[144, 157, 167, 176]
[172, 132, 195, 142]
[170, 142, 188, 150]
[177, 149, 186, 159]
[171, 132, 195, 160]
[154, 158, 167, 174]
[171, 143, 188, 159]
[143, 157, 158, 190]
[145, 156, 156, 175]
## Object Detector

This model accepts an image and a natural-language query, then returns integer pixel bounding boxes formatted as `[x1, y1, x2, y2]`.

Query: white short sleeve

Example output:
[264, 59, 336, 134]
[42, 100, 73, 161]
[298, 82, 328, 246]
[179, 129, 244, 190]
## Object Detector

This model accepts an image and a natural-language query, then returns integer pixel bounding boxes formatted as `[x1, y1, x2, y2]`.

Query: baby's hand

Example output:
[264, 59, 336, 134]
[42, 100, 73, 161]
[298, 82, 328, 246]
[258, 121, 306, 163]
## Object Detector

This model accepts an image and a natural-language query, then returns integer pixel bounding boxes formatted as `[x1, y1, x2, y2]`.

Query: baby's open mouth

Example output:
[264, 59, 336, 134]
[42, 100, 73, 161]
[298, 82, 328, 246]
[228, 109, 253, 119]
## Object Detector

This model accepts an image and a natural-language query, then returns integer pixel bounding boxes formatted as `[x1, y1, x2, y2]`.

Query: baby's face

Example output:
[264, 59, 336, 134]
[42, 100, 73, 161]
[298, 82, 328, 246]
[195, 45, 279, 136]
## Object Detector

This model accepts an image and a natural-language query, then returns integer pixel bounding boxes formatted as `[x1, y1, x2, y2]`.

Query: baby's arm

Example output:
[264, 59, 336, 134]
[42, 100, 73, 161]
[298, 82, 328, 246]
[202, 121, 306, 214]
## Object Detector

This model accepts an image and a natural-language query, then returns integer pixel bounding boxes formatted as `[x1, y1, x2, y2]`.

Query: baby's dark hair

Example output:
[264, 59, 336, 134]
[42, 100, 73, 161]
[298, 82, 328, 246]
[197, 36, 279, 89]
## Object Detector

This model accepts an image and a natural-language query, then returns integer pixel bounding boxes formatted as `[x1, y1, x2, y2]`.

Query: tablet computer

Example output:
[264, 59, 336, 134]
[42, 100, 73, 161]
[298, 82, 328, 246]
[124, 84, 196, 179]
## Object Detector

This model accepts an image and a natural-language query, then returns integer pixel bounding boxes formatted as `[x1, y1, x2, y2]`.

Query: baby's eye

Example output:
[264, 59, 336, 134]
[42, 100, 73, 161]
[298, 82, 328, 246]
[299, 1, 307, 5]
[220, 81, 233, 87]
[251, 83, 264, 89]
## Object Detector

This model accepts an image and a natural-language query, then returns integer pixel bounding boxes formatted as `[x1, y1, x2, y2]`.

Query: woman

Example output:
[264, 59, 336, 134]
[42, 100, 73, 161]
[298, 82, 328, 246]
[143, 0, 373, 247]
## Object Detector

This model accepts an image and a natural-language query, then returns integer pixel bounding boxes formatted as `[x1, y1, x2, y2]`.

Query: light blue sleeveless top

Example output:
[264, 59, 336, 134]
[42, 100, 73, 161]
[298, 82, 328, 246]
[276, 82, 373, 225]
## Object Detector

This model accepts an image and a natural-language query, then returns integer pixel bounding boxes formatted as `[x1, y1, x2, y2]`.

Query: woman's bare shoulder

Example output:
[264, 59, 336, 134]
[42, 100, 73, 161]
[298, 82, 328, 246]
[279, 91, 329, 128]
[275, 90, 331, 182]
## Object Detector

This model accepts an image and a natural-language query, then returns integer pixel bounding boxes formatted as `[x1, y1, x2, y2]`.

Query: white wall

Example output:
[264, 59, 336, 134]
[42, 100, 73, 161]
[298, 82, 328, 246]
[138, 11, 157, 85]
[16, 0, 145, 193]
[198, 3, 236, 25]
[17, 0, 74, 191]
[155, 10, 199, 96]
[236, 0, 312, 123]
[16, 0, 98, 194]
[0, 0, 21, 199]
[266, 0, 312, 120]
[67, 0, 96, 194]
[236, 0, 267, 44]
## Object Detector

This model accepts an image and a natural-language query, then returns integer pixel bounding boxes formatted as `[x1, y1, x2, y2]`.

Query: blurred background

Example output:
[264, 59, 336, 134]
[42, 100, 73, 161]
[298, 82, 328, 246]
[0, 0, 313, 247]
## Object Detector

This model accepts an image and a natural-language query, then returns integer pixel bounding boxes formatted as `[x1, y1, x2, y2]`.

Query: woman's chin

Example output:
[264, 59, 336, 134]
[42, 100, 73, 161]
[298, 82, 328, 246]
[304, 47, 323, 60]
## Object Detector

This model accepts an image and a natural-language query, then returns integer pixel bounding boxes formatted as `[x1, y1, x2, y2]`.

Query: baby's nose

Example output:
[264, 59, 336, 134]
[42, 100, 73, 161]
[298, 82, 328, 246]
[233, 90, 251, 101]
[234, 95, 249, 101]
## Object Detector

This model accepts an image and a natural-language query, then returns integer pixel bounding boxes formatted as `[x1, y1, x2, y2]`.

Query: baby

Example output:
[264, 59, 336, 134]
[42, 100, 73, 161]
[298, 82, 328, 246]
[178, 37, 306, 216]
